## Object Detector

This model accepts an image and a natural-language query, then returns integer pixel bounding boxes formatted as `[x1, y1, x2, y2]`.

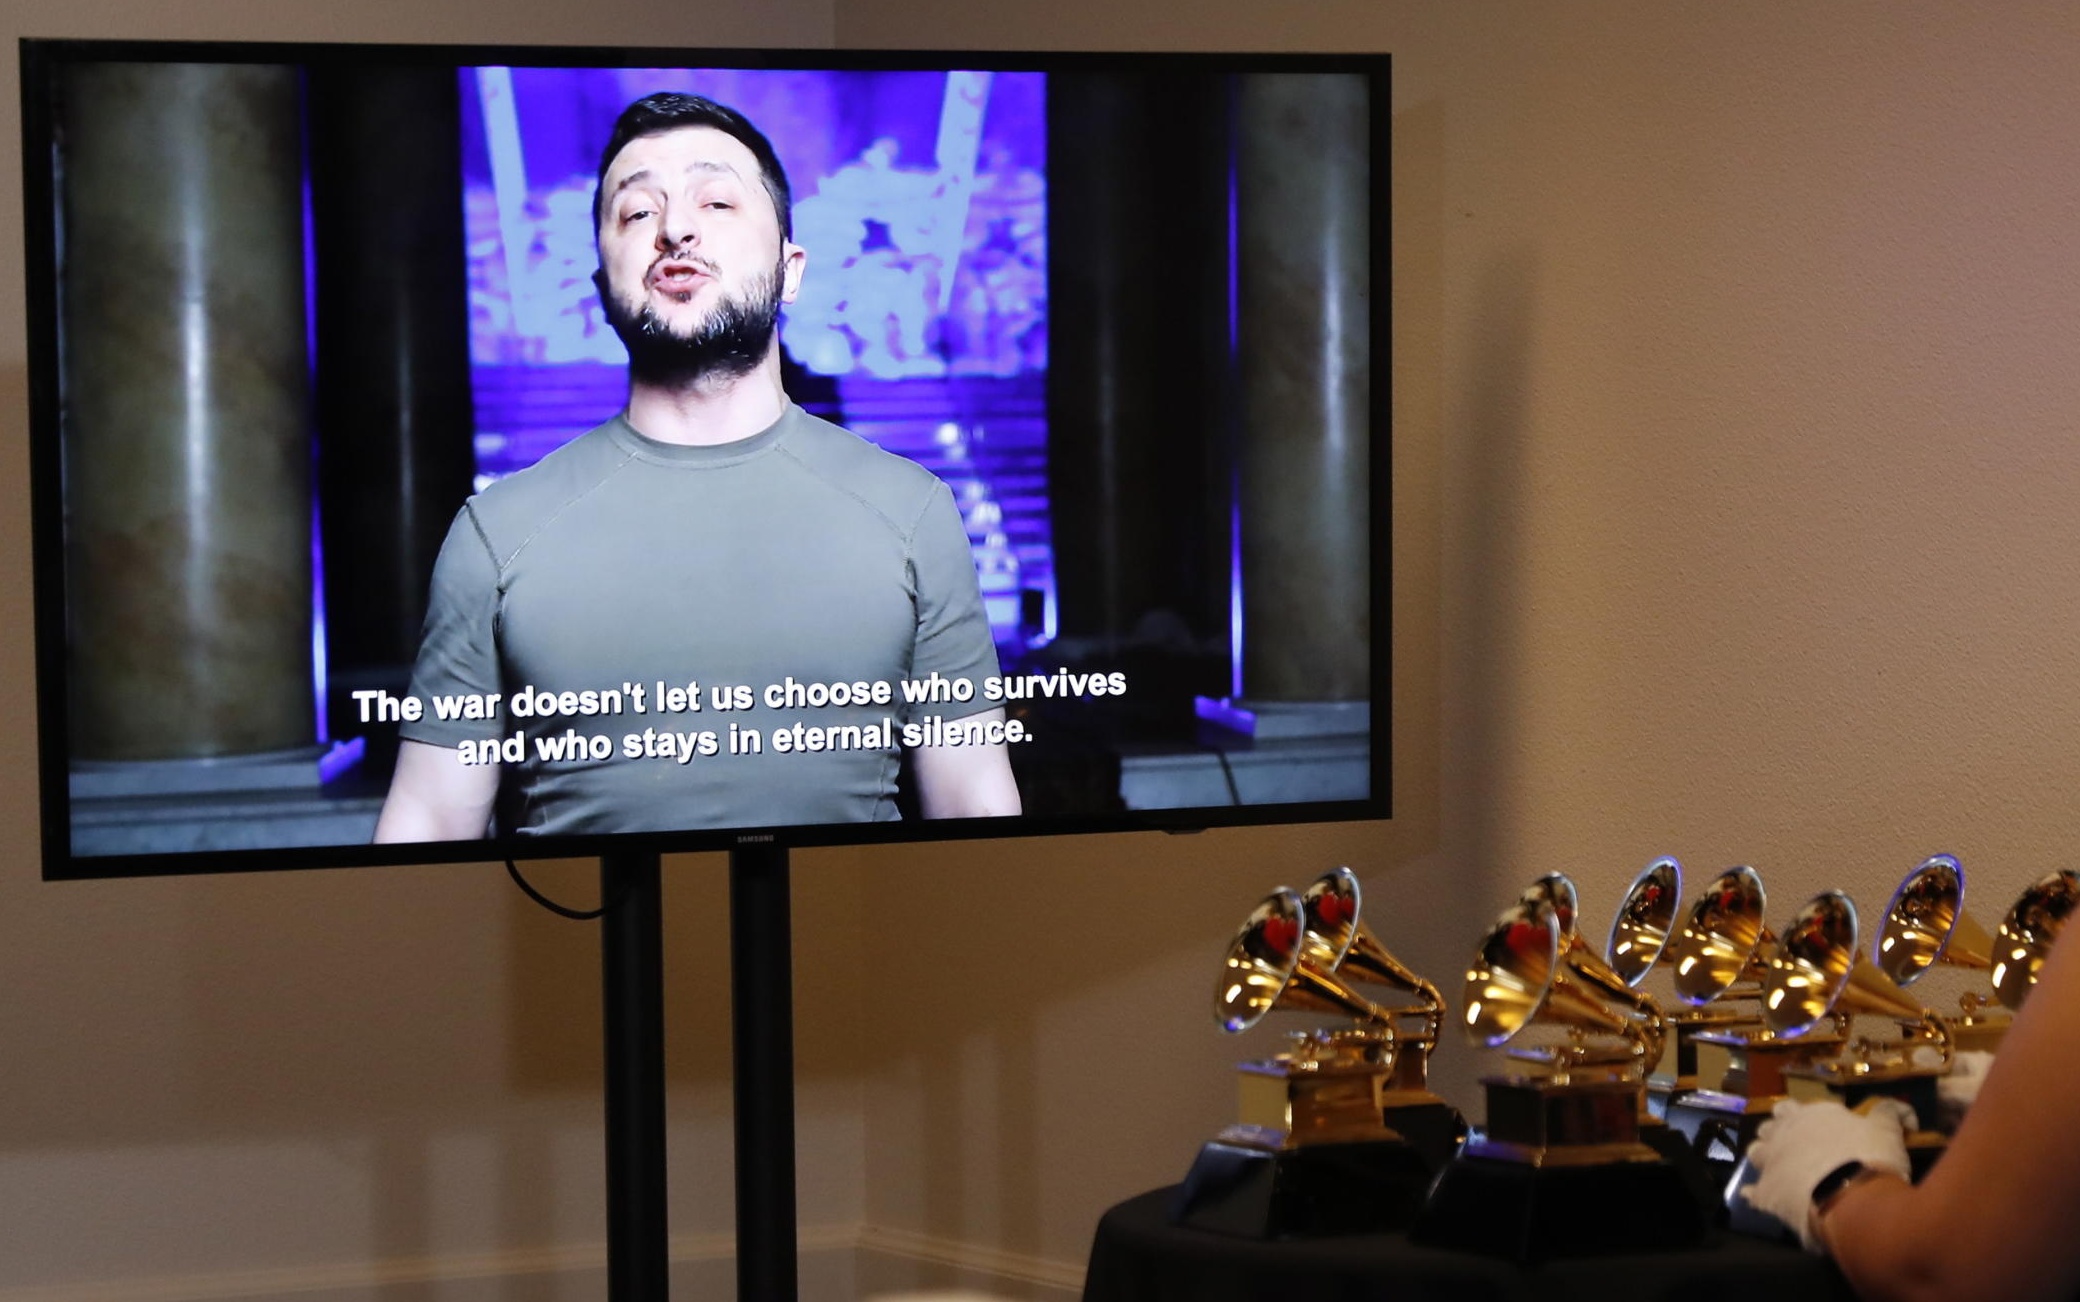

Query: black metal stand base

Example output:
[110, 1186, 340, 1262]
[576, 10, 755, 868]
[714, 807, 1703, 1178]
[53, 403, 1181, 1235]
[1169, 1139, 1434, 1238]
[597, 846, 800, 1302]
[1412, 1155, 1708, 1261]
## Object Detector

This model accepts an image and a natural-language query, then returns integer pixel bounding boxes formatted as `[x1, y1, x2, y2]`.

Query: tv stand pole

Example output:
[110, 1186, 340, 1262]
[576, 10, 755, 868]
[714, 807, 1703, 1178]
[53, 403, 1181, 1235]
[730, 842, 799, 1302]
[598, 845, 798, 1302]
[602, 851, 668, 1300]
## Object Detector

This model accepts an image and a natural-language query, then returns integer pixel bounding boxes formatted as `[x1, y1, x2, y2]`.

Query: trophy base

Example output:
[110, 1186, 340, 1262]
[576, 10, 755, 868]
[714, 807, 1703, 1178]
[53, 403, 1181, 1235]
[1234, 1044, 1405, 1147]
[1784, 1061, 1944, 1132]
[1949, 1014, 2009, 1054]
[1664, 1088, 1772, 1154]
[1168, 1137, 1433, 1238]
[1779, 1064, 1950, 1174]
[1908, 1133, 1947, 1180]
[1655, 1091, 1752, 1205]
[1639, 1118, 1729, 1227]
[1379, 1098, 1467, 1172]
[1411, 1153, 1709, 1261]
[1667, 1078, 1950, 1191]
[1692, 1026, 1846, 1100]
[1644, 1073, 1677, 1120]
[1469, 1073, 1649, 1164]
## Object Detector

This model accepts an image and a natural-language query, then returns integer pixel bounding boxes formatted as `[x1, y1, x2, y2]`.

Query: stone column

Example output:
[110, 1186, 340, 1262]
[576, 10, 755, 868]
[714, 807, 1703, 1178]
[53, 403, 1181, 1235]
[1235, 73, 1371, 704]
[1046, 73, 1167, 645]
[1046, 73, 1232, 648]
[307, 64, 477, 676]
[61, 63, 314, 761]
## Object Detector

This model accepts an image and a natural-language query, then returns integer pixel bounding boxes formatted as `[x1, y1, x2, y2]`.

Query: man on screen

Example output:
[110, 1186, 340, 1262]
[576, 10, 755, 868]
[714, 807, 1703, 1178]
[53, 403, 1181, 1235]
[374, 92, 1020, 841]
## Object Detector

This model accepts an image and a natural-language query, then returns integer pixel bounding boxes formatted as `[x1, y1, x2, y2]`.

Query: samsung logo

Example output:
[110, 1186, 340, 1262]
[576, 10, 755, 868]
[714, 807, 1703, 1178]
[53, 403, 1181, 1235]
[737, 834, 775, 843]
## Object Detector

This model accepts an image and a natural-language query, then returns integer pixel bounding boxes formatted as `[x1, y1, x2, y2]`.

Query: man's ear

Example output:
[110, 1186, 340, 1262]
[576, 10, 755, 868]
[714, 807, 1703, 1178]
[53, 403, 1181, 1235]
[779, 242, 808, 305]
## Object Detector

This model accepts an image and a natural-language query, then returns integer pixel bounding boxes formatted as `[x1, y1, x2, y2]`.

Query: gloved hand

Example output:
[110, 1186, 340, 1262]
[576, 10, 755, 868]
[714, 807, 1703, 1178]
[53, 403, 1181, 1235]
[1741, 1097, 1913, 1252]
[1936, 1049, 1996, 1118]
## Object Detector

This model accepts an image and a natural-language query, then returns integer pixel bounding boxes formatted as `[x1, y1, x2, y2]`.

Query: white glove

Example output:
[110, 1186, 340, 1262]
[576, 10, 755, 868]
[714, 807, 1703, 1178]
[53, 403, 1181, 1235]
[1936, 1049, 1996, 1115]
[1742, 1097, 1913, 1252]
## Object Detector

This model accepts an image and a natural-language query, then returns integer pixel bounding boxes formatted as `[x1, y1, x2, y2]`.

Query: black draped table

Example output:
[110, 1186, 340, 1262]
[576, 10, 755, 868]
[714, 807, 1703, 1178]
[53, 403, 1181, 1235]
[1082, 1187, 1857, 1302]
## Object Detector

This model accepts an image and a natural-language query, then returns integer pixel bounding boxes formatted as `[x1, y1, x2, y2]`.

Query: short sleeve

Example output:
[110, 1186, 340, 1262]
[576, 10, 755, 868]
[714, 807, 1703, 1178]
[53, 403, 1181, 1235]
[399, 503, 506, 747]
[904, 481, 1001, 724]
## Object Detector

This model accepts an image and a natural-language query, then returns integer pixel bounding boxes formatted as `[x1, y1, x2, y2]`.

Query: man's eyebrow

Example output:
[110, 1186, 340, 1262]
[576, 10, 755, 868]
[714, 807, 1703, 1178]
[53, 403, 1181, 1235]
[609, 159, 743, 200]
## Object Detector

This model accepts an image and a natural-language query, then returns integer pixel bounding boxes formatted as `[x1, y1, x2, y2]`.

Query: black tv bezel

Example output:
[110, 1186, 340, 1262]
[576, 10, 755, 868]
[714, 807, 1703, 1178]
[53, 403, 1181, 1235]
[20, 38, 1392, 881]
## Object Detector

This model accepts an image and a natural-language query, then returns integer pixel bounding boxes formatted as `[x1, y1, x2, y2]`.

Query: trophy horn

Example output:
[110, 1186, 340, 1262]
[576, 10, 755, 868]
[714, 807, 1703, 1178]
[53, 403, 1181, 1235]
[1669, 865, 1774, 1006]
[1604, 856, 1684, 987]
[1992, 870, 2080, 1010]
[1301, 867, 1446, 1041]
[1216, 888, 1394, 1033]
[1521, 872, 1579, 938]
[1521, 872, 1664, 1025]
[1463, 896, 1659, 1065]
[1761, 891, 1942, 1045]
[1873, 854, 1995, 986]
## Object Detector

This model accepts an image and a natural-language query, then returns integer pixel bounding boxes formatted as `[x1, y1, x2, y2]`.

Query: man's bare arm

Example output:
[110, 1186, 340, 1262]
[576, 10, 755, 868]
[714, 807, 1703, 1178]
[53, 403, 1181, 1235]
[373, 739, 500, 843]
[1820, 921, 2080, 1302]
[912, 707, 1022, 818]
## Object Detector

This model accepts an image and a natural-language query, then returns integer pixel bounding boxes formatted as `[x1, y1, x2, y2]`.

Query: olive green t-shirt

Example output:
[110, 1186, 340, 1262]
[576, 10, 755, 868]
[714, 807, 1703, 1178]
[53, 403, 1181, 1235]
[399, 403, 1000, 835]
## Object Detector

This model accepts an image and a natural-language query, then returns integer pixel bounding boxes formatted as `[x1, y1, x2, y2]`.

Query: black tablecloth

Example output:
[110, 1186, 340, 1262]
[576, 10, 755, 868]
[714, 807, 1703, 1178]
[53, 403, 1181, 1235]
[1082, 1187, 1857, 1302]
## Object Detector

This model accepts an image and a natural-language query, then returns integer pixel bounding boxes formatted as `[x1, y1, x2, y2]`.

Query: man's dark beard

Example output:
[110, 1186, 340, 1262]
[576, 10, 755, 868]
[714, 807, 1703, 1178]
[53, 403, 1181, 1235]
[601, 259, 784, 389]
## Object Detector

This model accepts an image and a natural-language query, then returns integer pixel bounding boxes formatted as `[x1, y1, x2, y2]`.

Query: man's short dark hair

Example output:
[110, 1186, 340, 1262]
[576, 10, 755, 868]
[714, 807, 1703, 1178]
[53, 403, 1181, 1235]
[593, 92, 793, 241]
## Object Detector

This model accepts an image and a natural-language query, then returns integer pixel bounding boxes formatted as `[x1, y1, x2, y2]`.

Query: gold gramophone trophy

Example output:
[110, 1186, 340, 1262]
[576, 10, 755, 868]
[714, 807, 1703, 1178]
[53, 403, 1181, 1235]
[1990, 870, 2080, 1010]
[1411, 890, 1707, 1260]
[1587, 857, 1731, 1208]
[1602, 856, 1697, 1103]
[1662, 869, 1850, 1158]
[1780, 864, 2076, 1128]
[1874, 855, 2005, 1052]
[1299, 867, 1465, 1170]
[1772, 890, 1954, 1076]
[1170, 887, 1435, 1236]
[1604, 857, 1684, 990]
[1666, 865, 1775, 1061]
[1876, 859, 2080, 1050]
[1760, 891, 1954, 1174]
[1515, 867, 1664, 1100]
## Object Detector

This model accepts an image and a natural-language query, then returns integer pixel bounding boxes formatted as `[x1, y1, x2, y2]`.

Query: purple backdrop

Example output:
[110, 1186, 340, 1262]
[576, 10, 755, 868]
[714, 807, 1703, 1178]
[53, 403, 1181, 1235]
[459, 66, 1053, 647]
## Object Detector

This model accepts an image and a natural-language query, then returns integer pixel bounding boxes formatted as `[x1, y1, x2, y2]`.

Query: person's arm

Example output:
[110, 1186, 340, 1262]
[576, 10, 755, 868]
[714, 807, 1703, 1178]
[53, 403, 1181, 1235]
[1810, 917, 2080, 1302]
[900, 477, 1022, 820]
[377, 502, 505, 845]
[911, 707, 1022, 818]
[1758, 919, 2080, 1302]
[373, 739, 500, 842]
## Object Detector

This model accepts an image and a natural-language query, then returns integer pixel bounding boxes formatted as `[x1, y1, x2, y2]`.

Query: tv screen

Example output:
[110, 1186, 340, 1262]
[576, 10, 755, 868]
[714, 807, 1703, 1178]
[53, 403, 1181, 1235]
[20, 40, 1388, 877]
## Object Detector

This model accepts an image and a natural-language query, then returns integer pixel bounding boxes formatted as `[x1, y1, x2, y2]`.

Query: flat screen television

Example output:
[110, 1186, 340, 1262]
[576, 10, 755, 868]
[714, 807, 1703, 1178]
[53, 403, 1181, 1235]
[20, 39, 1389, 879]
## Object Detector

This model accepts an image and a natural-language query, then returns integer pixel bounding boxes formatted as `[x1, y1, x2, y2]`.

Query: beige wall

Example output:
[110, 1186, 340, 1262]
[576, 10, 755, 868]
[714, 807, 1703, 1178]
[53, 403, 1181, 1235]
[0, 1, 860, 1298]
[7, 0, 2080, 1297]
[835, 0, 2080, 1275]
